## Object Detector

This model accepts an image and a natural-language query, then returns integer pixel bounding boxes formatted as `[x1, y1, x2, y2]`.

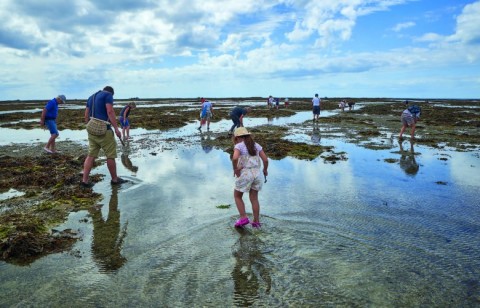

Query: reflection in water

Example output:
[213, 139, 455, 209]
[89, 186, 127, 272]
[399, 141, 419, 176]
[311, 123, 321, 144]
[231, 231, 272, 306]
[200, 131, 214, 154]
[121, 148, 138, 176]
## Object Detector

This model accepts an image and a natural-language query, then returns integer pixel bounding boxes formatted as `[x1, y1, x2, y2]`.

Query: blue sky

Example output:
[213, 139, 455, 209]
[0, 0, 479, 100]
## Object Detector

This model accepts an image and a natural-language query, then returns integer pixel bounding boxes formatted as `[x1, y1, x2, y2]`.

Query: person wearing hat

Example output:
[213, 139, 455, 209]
[40, 94, 66, 153]
[231, 127, 269, 228]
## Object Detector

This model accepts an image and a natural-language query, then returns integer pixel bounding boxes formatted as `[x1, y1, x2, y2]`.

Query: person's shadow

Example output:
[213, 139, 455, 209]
[200, 131, 214, 154]
[231, 231, 272, 306]
[89, 185, 128, 272]
[399, 140, 419, 176]
[121, 152, 138, 176]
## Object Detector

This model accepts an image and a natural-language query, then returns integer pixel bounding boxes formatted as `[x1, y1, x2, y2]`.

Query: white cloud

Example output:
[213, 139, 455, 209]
[392, 21, 416, 32]
[0, 0, 479, 99]
[450, 1, 480, 44]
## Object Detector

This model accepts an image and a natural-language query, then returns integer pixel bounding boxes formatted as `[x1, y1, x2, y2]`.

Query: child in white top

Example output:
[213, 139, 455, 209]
[231, 127, 269, 228]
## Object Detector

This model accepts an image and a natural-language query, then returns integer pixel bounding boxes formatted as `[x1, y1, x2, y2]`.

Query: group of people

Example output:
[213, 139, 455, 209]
[267, 96, 289, 109]
[312, 95, 421, 139]
[40, 86, 136, 189]
[338, 100, 355, 112]
[41, 91, 269, 229]
[40, 90, 420, 229]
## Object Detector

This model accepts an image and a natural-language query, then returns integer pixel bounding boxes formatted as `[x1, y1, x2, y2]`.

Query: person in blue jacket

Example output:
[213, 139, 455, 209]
[40, 94, 66, 153]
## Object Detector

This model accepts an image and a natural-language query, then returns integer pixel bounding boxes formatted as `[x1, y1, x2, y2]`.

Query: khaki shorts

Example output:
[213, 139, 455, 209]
[235, 168, 263, 193]
[88, 130, 117, 159]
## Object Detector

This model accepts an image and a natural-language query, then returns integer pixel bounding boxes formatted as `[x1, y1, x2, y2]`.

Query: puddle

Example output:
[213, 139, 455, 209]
[0, 100, 479, 306]
[0, 188, 25, 202]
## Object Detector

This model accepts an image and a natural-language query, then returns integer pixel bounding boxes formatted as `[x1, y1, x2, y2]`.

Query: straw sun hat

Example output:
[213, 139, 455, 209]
[234, 127, 250, 137]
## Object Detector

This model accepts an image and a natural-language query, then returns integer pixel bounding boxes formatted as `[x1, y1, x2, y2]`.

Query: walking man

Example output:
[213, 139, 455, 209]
[81, 86, 127, 188]
[40, 94, 66, 153]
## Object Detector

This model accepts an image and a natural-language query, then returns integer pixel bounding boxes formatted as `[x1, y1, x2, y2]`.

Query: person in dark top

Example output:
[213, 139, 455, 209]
[119, 102, 136, 140]
[39, 94, 66, 153]
[81, 86, 127, 188]
[229, 106, 251, 135]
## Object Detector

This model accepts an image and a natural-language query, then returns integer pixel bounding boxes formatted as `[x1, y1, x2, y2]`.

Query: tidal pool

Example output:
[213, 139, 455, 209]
[1, 120, 479, 306]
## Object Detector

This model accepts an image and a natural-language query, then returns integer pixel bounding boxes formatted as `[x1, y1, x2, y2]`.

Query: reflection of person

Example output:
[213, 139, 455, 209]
[231, 233, 272, 306]
[81, 86, 127, 188]
[198, 99, 214, 131]
[39, 95, 66, 153]
[200, 132, 214, 154]
[232, 127, 269, 228]
[229, 106, 251, 135]
[312, 93, 321, 121]
[89, 185, 127, 272]
[399, 103, 421, 140]
[311, 124, 321, 144]
[121, 153, 138, 175]
[399, 141, 419, 176]
[119, 102, 136, 141]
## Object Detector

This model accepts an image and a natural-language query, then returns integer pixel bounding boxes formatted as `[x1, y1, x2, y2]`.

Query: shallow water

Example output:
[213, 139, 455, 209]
[1, 112, 480, 306]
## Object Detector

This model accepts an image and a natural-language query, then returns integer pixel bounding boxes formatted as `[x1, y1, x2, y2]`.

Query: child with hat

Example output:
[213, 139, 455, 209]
[231, 127, 269, 228]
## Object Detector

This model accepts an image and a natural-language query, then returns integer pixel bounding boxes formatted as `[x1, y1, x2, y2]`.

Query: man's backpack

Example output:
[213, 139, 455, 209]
[408, 105, 421, 116]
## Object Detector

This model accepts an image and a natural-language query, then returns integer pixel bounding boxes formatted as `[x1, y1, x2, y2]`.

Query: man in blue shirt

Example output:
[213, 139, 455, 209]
[229, 106, 251, 135]
[81, 86, 126, 188]
[40, 94, 66, 153]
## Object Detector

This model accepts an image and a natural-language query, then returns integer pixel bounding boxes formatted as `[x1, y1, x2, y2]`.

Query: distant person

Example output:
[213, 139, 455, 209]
[399, 141, 419, 176]
[399, 103, 421, 140]
[267, 96, 274, 109]
[229, 106, 251, 135]
[348, 101, 355, 110]
[39, 95, 66, 153]
[284, 98, 289, 108]
[119, 102, 136, 141]
[81, 86, 127, 188]
[339, 100, 346, 112]
[312, 93, 321, 121]
[231, 127, 269, 228]
[274, 97, 280, 110]
[198, 99, 214, 131]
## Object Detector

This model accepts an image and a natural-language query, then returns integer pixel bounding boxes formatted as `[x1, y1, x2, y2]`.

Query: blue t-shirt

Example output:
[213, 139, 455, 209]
[86, 90, 114, 121]
[120, 105, 131, 118]
[44, 98, 59, 119]
[231, 106, 247, 117]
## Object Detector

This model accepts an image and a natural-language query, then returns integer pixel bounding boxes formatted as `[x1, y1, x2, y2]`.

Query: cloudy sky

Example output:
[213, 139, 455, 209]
[1, 0, 479, 100]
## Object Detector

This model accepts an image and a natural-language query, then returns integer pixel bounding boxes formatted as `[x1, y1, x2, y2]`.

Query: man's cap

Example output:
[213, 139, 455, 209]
[234, 127, 251, 137]
[57, 95, 66, 103]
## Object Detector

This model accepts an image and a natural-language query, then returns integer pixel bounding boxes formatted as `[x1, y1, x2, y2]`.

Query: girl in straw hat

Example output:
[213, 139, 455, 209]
[231, 127, 269, 228]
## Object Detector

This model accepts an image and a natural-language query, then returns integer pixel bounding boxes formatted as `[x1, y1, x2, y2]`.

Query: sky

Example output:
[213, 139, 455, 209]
[0, 0, 479, 100]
